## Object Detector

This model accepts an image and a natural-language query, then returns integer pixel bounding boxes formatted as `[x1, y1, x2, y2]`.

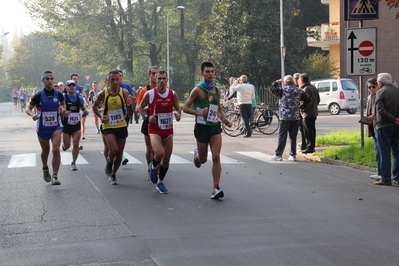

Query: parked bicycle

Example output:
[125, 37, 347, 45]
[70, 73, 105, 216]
[222, 103, 279, 137]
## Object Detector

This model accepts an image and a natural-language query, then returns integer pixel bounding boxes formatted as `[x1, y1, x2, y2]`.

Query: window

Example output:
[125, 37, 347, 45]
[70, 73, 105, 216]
[317, 82, 331, 93]
[332, 82, 338, 91]
[341, 80, 357, 91]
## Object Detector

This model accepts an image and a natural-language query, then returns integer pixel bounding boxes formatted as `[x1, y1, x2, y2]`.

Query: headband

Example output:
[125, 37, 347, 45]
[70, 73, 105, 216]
[42, 73, 54, 80]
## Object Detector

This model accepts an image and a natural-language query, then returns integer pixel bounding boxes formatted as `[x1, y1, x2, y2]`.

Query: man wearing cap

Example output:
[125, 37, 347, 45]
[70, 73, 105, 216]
[61, 80, 89, 171]
[26, 71, 66, 185]
[58, 82, 65, 93]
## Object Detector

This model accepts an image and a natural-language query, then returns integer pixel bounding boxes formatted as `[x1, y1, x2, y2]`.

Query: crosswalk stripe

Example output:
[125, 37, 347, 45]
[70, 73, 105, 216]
[170, 154, 191, 164]
[189, 151, 245, 164]
[123, 152, 143, 164]
[235, 151, 297, 164]
[61, 151, 89, 165]
[8, 153, 36, 168]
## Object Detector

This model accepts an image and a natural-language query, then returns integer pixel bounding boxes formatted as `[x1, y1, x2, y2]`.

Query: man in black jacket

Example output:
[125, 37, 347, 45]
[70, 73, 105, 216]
[298, 73, 320, 154]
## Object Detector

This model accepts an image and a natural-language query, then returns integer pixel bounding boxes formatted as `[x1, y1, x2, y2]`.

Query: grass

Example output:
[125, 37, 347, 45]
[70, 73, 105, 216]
[315, 130, 376, 168]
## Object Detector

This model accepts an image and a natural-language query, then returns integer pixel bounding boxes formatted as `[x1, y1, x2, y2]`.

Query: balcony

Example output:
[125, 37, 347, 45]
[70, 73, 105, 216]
[307, 22, 340, 47]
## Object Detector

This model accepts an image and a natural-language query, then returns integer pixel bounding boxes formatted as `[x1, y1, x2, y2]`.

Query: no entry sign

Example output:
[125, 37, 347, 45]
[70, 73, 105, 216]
[346, 27, 377, 76]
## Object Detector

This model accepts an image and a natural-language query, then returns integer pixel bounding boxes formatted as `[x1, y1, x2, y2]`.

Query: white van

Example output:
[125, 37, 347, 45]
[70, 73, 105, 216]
[310, 78, 360, 115]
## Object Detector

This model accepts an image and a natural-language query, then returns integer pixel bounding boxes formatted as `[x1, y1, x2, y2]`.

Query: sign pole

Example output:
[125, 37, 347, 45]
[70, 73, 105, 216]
[359, 20, 364, 148]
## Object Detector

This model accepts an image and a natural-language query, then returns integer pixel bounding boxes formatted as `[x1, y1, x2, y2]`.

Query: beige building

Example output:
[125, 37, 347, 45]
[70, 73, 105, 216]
[307, 0, 399, 85]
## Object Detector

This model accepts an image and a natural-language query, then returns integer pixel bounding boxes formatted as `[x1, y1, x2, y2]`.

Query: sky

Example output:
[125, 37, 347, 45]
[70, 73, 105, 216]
[0, 0, 40, 42]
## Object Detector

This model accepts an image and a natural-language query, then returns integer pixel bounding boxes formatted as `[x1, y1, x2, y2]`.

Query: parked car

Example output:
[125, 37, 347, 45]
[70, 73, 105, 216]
[310, 78, 360, 115]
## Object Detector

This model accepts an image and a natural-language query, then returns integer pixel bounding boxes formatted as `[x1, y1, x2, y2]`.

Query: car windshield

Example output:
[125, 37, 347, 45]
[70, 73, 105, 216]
[341, 80, 357, 91]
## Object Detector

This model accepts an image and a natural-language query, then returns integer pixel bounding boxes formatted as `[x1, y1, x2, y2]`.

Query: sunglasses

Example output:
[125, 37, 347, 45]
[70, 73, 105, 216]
[368, 86, 376, 89]
[157, 77, 167, 80]
[149, 72, 157, 76]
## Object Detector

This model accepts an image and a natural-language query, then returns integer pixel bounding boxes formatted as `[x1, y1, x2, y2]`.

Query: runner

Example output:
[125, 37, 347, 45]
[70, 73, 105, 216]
[26, 71, 65, 185]
[92, 70, 133, 185]
[61, 80, 89, 171]
[137, 70, 181, 194]
[12, 90, 19, 107]
[183, 61, 232, 199]
[135, 66, 159, 180]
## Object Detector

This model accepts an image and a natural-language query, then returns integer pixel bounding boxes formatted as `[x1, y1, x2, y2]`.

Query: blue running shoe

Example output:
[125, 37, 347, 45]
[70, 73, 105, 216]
[193, 148, 201, 168]
[122, 157, 129, 165]
[109, 175, 117, 185]
[149, 162, 158, 184]
[156, 182, 168, 194]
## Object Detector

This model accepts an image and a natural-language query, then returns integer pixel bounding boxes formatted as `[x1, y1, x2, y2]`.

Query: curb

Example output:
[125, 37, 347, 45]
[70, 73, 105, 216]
[299, 152, 377, 173]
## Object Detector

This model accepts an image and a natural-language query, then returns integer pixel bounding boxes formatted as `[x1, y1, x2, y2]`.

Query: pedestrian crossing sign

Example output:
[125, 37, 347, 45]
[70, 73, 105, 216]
[344, 0, 379, 21]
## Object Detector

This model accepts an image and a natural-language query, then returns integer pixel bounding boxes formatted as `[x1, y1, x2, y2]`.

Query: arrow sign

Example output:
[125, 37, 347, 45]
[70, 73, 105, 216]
[347, 31, 358, 74]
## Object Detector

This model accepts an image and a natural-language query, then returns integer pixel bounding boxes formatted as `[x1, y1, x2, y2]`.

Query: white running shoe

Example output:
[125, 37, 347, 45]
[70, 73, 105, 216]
[288, 155, 297, 161]
[270, 155, 283, 161]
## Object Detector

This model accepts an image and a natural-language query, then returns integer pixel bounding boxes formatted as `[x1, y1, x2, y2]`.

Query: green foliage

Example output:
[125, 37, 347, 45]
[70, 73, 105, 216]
[302, 51, 338, 80]
[315, 130, 377, 168]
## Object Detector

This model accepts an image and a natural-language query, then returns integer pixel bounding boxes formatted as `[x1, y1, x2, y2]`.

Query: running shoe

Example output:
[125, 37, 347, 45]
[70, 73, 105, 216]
[122, 157, 129, 165]
[193, 148, 201, 168]
[109, 175, 118, 185]
[71, 162, 78, 171]
[211, 187, 224, 199]
[81, 135, 85, 140]
[43, 167, 51, 183]
[156, 182, 169, 194]
[149, 162, 158, 184]
[288, 155, 297, 161]
[105, 160, 112, 176]
[79, 145, 83, 150]
[97, 129, 101, 134]
[51, 174, 61, 186]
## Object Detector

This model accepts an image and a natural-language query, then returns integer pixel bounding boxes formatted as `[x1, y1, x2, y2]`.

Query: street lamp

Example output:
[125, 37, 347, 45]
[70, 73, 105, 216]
[1, 32, 10, 38]
[167, 6, 185, 86]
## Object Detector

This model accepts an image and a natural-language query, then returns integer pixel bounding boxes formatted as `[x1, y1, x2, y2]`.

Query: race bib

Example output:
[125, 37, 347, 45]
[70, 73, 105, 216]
[42, 111, 58, 127]
[108, 109, 124, 125]
[206, 104, 219, 123]
[157, 113, 173, 130]
[67, 112, 80, 125]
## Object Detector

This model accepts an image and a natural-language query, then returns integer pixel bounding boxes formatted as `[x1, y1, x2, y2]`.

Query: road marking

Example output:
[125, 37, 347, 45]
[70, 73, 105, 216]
[189, 151, 245, 164]
[170, 154, 191, 164]
[123, 152, 143, 164]
[8, 153, 36, 168]
[236, 151, 297, 164]
[61, 152, 89, 165]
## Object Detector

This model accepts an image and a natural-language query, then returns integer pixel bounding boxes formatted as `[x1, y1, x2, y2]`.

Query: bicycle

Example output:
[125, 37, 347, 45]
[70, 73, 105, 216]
[222, 104, 279, 137]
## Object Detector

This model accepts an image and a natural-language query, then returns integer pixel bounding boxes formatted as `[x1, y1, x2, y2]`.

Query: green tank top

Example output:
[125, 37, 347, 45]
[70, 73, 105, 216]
[192, 84, 220, 126]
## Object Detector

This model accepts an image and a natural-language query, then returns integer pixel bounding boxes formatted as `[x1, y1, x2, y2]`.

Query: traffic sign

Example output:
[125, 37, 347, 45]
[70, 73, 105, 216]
[84, 75, 91, 81]
[344, 0, 379, 21]
[85, 81, 91, 88]
[346, 27, 377, 76]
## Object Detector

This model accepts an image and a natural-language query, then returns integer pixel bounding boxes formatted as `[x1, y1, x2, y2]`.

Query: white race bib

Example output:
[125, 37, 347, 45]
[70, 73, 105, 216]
[108, 109, 124, 125]
[42, 111, 58, 126]
[67, 112, 80, 125]
[157, 113, 173, 130]
[206, 104, 219, 123]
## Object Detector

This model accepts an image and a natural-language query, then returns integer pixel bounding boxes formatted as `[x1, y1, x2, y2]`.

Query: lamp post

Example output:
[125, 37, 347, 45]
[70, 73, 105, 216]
[280, 0, 285, 78]
[167, 6, 185, 86]
[1, 32, 10, 38]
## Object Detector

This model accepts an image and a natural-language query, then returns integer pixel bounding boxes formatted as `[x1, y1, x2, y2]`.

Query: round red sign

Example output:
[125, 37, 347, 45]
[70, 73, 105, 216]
[358, 41, 374, 57]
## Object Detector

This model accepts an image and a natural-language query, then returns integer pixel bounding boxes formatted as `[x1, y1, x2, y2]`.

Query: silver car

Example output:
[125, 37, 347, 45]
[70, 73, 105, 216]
[311, 78, 360, 115]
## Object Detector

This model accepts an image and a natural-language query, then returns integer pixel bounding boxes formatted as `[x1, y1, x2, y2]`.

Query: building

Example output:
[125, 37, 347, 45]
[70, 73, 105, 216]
[307, 0, 399, 86]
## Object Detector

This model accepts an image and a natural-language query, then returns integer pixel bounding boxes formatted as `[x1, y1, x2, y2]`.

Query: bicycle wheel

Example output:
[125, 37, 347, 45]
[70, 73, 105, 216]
[257, 109, 279, 135]
[222, 112, 245, 137]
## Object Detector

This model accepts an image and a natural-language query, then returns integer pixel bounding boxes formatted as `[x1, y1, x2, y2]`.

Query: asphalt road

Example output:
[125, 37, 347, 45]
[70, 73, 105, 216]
[1, 102, 398, 266]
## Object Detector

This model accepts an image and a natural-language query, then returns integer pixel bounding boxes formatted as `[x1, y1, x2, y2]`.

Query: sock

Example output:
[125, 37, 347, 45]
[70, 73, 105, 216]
[159, 165, 169, 180]
[214, 184, 219, 189]
[152, 159, 161, 168]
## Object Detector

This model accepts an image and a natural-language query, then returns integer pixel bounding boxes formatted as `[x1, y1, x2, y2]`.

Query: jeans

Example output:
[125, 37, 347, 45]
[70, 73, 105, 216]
[376, 126, 399, 183]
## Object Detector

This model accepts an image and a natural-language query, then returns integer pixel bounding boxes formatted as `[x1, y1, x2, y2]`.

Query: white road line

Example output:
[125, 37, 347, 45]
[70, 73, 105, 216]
[8, 153, 36, 168]
[236, 151, 297, 164]
[170, 154, 191, 164]
[123, 152, 143, 164]
[61, 152, 89, 165]
[189, 151, 245, 164]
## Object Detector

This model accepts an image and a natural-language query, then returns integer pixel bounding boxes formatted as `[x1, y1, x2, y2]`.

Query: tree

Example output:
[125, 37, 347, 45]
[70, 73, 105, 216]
[302, 51, 338, 79]
[377, 0, 399, 18]
[199, 0, 328, 89]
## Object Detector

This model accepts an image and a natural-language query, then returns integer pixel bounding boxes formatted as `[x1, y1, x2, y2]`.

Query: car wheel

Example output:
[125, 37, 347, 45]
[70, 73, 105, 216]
[329, 103, 341, 115]
[347, 109, 357, 114]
